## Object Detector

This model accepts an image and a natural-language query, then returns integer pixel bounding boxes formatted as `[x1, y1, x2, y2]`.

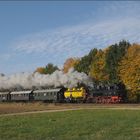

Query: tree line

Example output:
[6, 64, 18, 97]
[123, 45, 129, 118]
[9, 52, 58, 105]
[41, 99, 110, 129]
[35, 40, 140, 102]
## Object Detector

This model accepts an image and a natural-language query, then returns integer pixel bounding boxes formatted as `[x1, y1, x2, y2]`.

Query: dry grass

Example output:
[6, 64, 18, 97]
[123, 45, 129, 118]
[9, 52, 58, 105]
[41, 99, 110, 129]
[0, 102, 47, 114]
[0, 102, 140, 115]
[0, 102, 85, 114]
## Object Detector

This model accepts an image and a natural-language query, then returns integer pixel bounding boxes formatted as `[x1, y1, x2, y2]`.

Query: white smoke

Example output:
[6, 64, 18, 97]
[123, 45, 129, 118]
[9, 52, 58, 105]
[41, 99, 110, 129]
[0, 68, 91, 90]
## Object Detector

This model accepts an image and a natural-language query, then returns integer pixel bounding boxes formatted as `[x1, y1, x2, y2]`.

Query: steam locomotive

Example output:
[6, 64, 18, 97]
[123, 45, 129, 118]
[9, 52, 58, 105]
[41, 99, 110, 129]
[64, 83, 126, 103]
[0, 83, 127, 103]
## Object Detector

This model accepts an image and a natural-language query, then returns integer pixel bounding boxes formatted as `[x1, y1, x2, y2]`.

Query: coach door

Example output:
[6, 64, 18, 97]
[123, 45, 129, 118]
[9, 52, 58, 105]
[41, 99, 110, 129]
[29, 92, 34, 101]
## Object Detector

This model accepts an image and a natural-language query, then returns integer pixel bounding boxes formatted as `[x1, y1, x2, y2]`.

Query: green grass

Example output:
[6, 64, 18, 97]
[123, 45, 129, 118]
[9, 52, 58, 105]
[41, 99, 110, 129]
[0, 109, 140, 140]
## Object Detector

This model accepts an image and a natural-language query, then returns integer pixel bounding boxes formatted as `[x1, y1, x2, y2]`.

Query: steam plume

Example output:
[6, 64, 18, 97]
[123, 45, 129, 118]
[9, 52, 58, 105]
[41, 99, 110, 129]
[0, 68, 91, 90]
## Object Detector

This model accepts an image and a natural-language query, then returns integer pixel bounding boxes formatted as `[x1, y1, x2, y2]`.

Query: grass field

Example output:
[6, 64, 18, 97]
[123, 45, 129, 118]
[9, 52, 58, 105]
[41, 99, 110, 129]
[0, 109, 140, 140]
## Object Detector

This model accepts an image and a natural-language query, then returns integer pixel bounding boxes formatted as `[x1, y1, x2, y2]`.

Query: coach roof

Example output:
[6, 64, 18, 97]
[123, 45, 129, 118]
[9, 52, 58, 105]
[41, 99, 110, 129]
[33, 88, 61, 93]
[0, 92, 9, 95]
[10, 90, 32, 94]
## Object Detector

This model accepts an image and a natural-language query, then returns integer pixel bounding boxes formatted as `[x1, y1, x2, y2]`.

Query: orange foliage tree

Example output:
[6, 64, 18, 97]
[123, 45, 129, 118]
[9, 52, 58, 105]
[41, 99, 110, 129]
[35, 67, 46, 74]
[63, 58, 80, 73]
[90, 50, 109, 82]
[118, 44, 140, 101]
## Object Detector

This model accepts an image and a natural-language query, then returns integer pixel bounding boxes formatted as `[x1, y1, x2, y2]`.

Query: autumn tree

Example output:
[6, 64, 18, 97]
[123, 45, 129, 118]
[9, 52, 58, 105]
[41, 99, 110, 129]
[35, 67, 46, 74]
[35, 63, 59, 74]
[63, 58, 79, 73]
[105, 40, 130, 83]
[90, 49, 109, 82]
[74, 48, 98, 74]
[118, 44, 140, 101]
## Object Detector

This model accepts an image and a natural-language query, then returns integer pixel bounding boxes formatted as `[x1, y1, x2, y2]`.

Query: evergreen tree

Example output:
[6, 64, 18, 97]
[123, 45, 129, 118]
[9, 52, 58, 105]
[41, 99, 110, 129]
[105, 40, 130, 83]
[45, 63, 59, 74]
[74, 48, 98, 74]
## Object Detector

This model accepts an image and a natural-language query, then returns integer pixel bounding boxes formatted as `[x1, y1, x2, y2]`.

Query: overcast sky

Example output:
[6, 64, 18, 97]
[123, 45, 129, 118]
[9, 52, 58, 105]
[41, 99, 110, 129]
[0, 1, 140, 75]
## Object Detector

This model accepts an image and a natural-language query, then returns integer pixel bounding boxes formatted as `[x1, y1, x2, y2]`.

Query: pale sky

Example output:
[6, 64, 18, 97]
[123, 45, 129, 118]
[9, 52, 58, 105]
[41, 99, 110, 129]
[0, 1, 140, 74]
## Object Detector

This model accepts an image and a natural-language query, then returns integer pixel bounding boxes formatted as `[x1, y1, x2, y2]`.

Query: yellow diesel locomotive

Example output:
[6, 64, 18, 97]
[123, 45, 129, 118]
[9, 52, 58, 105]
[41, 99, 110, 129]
[64, 87, 87, 102]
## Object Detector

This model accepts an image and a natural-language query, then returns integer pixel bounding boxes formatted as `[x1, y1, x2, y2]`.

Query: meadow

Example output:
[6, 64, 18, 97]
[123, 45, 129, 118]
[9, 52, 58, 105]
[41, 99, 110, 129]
[0, 109, 140, 140]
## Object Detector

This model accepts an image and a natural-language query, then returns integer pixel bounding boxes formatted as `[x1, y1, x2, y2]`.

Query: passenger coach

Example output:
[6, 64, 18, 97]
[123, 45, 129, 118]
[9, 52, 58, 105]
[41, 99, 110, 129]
[10, 90, 33, 101]
[0, 91, 10, 101]
[33, 88, 62, 102]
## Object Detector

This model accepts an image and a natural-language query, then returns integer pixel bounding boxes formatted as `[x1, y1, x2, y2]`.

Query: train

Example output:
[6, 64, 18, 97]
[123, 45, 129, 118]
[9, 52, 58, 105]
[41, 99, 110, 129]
[0, 83, 127, 103]
[0, 88, 65, 103]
